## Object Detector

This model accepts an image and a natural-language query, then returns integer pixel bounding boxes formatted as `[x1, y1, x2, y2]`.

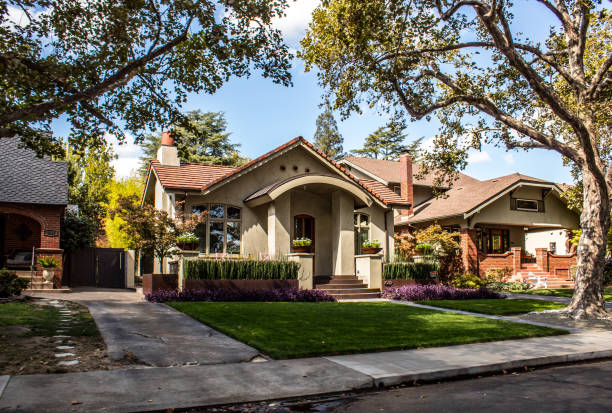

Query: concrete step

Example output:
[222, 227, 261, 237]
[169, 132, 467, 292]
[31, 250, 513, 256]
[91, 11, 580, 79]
[29, 282, 54, 290]
[316, 283, 368, 290]
[320, 288, 381, 295]
[332, 292, 381, 300]
[328, 275, 360, 280]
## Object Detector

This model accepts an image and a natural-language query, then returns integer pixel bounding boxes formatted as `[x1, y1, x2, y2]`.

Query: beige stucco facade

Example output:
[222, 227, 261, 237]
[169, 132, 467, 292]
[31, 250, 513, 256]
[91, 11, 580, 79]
[145, 143, 394, 276]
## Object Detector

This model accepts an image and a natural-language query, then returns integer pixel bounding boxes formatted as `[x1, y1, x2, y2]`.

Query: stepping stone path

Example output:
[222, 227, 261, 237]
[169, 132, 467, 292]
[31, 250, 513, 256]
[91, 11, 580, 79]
[51, 300, 80, 367]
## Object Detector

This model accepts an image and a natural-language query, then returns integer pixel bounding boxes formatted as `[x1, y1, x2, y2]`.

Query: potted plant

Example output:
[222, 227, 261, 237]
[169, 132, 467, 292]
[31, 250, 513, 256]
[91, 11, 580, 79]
[361, 240, 382, 254]
[38, 256, 59, 284]
[176, 233, 199, 250]
[413, 242, 433, 263]
[292, 237, 312, 253]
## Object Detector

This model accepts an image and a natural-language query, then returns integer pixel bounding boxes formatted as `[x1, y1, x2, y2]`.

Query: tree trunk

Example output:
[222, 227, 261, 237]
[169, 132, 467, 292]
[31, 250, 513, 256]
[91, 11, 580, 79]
[564, 169, 610, 319]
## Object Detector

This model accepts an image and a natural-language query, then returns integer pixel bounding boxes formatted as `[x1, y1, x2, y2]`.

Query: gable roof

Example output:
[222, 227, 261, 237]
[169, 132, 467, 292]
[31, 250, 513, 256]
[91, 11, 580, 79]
[395, 173, 559, 226]
[146, 137, 411, 208]
[0, 137, 68, 205]
[341, 156, 479, 187]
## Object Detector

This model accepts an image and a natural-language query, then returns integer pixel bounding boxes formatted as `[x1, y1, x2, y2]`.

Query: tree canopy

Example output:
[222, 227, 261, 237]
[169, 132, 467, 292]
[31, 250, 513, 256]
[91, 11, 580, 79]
[301, 1, 611, 318]
[138, 110, 245, 176]
[351, 122, 421, 160]
[313, 106, 344, 159]
[104, 175, 144, 250]
[0, 0, 292, 156]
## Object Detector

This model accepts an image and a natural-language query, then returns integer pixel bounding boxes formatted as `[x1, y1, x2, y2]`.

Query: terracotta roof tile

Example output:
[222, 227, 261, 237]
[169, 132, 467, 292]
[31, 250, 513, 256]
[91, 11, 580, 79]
[358, 179, 412, 206]
[150, 160, 238, 190]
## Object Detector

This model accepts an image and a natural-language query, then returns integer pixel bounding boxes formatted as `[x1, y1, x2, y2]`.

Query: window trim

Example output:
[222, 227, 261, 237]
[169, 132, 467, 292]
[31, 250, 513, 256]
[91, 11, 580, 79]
[516, 198, 539, 212]
[354, 213, 371, 254]
[191, 203, 242, 255]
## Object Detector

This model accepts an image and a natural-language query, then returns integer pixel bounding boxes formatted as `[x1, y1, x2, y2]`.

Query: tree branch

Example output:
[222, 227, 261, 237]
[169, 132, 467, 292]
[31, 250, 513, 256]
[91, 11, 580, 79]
[434, 0, 487, 20]
[0, 17, 194, 127]
[586, 52, 612, 100]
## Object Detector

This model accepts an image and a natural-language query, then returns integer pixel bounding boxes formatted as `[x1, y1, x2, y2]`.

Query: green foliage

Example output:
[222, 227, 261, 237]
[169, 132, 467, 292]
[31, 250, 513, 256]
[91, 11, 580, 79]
[177, 233, 199, 243]
[382, 262, 439, 281]
[138, 110, 246, 176]
[451, 274, 485, 289]
[66, 141, 115, 235]
[416, 224, 463, 282]
[1, 0, 292, 156]
[183, 259, 300, 281]
[487, 282, 531, 292]
[292, 238, 312, 247]
[416, 299, 567, 316]
[60, 212, 97, 253]
[352, 122, 421, 161]
[313, 106, 344, 159]
[104, 176, 144, 249]
[0, 269, 30, 297]
[362, 240, 381, 248]
[37, 257, 59, 268]
[484, 267, 513, 283]
[415, 243, 433, 255]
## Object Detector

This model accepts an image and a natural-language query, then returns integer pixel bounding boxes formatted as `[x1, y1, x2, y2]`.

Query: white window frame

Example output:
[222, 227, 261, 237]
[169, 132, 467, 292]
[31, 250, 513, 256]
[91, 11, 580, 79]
[516, 198, 539, 212]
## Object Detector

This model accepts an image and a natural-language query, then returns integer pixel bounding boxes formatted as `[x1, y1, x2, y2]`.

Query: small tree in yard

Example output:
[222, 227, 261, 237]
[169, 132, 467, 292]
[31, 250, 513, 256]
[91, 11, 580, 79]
[415, 225, 463, 284]
[110, 195, 205, 274]
[301, 1, 611, 318]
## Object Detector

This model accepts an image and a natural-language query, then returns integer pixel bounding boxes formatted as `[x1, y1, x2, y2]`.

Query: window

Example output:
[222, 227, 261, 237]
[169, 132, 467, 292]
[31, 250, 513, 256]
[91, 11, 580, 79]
[191, 204, 241, 254]
[354, 213, 370, 254]
[294, 215, 315, 250]
[477, 228, 510, 254]
[516, 199, 539, 212]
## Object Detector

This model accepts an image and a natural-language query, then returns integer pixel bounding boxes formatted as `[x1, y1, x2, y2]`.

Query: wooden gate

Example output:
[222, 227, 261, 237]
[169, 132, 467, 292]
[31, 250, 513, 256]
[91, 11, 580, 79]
[66, 248, 126, 288]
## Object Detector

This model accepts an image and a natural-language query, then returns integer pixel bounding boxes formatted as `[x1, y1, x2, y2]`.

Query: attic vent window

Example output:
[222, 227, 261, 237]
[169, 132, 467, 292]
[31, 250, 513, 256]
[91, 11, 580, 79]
[491, 179, 498, 182]
[516, 199, 539, 212]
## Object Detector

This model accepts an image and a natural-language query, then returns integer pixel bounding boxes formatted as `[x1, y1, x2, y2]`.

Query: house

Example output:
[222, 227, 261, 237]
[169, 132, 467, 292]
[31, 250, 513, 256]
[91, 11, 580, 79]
[339, 155, 580, 287]
[0, 137, 68, 289]
[143, 134, 412, 297]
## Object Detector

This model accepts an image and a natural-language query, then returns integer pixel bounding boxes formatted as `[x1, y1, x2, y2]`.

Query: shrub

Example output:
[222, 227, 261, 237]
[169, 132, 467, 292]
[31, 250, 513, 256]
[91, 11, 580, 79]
[0, 268, 30, 297]
[487, 281, 531, 292]
[184, 259, 300, 281]
[145, 288, 336, 303]
[292, 238, 312, 247]
[484, 267, 513, 283]
[383, 262, 439, 282]
[38, 256, 59, 268]
[381, 284, 503, 301]
[451, 273, 486, 289]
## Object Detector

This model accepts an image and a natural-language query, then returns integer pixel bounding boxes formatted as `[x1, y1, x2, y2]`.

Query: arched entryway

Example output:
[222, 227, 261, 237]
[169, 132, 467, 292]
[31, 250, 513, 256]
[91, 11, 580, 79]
[0, 213, 41, 268]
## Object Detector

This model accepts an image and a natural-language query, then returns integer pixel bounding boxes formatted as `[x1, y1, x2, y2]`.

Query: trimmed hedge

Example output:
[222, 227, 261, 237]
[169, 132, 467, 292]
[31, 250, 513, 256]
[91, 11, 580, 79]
[184, 259, 300, 281]
[145, 288, 336, 303]
[382, 285, 503, 301]
[383, 262, 439, 281]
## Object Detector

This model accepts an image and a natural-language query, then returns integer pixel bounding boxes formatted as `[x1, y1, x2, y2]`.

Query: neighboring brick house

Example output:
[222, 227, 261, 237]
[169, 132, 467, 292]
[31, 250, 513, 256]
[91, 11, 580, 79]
[0, 137, 68, 288]
[339, 155, 580, 287]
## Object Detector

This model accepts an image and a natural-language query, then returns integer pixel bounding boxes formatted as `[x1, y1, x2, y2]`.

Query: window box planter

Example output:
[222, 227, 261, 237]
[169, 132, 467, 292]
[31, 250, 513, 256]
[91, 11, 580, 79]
[361, 247, 382, 255]
[177, 242, 199, 251]
[292, 245, 312, 253]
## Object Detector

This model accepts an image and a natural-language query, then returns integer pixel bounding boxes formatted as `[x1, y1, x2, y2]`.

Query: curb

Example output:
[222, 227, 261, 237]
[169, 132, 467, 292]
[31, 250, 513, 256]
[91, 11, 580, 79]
[0, 376, 9, 400]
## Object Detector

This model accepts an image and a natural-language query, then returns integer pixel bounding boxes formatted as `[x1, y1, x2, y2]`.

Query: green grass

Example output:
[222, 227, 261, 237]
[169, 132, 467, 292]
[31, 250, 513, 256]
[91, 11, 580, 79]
[168, 302, 567, 359]
[513, 287, 612, 302]
[416, 299, 567, 315]
[0, 301, 99, 337]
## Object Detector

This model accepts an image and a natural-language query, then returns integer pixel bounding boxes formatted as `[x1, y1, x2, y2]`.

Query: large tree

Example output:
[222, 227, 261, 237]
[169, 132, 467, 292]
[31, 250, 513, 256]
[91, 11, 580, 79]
[0, 0, 292, 156]
[352, 122, 421, 160]
[138, 110, 245, 176]
[301, 1, 611, 318]
[313, 106, 344, 159]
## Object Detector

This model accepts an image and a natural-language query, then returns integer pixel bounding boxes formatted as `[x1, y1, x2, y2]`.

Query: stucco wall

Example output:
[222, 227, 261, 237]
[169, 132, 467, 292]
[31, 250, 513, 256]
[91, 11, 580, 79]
[413, 186, 434, 206]
[525, 228, 570, 255]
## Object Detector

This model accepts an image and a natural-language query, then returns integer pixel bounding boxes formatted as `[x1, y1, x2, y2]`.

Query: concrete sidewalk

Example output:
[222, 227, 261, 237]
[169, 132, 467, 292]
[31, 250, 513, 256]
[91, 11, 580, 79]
[2, 330, 612, 412]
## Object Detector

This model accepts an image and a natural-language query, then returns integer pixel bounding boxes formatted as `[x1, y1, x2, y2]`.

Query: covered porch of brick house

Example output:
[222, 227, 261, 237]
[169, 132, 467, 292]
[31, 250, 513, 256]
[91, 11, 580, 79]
[460, 223, 577, 288]
[0, 203, 64, 289]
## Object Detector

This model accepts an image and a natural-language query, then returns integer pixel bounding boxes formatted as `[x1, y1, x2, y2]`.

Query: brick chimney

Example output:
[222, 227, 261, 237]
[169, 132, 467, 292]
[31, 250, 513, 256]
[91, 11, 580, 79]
[157, 131, 179, 166]
[400, 153, 414, 216]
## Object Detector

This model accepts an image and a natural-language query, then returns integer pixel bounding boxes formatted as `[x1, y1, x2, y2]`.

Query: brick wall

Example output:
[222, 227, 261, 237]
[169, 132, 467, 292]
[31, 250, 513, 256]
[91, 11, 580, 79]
[547, 252, 577, 276]
[460, 228, 478, 273]
[477, 252, 514, 277]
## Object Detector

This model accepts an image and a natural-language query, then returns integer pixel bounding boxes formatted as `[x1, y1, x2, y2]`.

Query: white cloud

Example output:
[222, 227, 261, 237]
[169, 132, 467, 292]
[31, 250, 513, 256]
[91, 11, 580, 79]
[272, 0, 320, 46]
[467, 150, 492, 163]
[503, 153, 515, 165]
[106, 133, 143, 179]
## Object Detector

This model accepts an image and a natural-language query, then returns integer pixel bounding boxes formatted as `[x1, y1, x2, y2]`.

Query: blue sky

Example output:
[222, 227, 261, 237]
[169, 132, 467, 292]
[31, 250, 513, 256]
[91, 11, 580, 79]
[49, 0, 578, 183]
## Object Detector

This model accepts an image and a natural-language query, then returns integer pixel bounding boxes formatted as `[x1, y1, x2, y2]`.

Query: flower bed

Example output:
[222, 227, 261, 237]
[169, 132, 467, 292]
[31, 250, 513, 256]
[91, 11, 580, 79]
[146, 288, 336, 303]
[184, 259, 300, 280]
[383, 262, 439, 282]
[382, 284, 503, 301]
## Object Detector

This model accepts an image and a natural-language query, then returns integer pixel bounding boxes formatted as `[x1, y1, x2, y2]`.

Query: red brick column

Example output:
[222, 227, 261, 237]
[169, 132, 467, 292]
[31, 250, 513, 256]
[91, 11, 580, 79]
[535, 248, 549, 272]
[511, 247, 522, 275]
[460, 228, 478, 274]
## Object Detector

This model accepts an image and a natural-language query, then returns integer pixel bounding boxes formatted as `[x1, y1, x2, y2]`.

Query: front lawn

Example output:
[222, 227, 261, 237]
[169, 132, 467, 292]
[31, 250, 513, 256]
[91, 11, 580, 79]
[515, 288, 612, 302]
[168, 302, 567, 359]
[416, 299, 567, 315]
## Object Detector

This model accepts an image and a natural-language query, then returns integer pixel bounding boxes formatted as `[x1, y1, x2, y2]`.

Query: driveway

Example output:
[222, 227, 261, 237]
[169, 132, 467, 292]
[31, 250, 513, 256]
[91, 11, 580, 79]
[27, 288, 260, 367]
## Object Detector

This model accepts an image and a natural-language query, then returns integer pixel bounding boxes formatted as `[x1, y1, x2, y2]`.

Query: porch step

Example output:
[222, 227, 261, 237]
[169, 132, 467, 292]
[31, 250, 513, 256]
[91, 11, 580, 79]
[315, 275, 381, 299]
[29, 282, 54, 290]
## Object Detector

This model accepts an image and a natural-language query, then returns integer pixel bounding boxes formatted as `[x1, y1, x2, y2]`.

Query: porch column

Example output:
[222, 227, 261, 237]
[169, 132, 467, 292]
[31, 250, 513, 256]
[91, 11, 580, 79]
[511, 247, 522, 275]
[288, 253, 314, 289]
[459, 228, 478, 274]
[355, 254, 383, 289]
[535, 248, 549, 272]
[331, 191, 355, 275]
[267, 193, 291, 258]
